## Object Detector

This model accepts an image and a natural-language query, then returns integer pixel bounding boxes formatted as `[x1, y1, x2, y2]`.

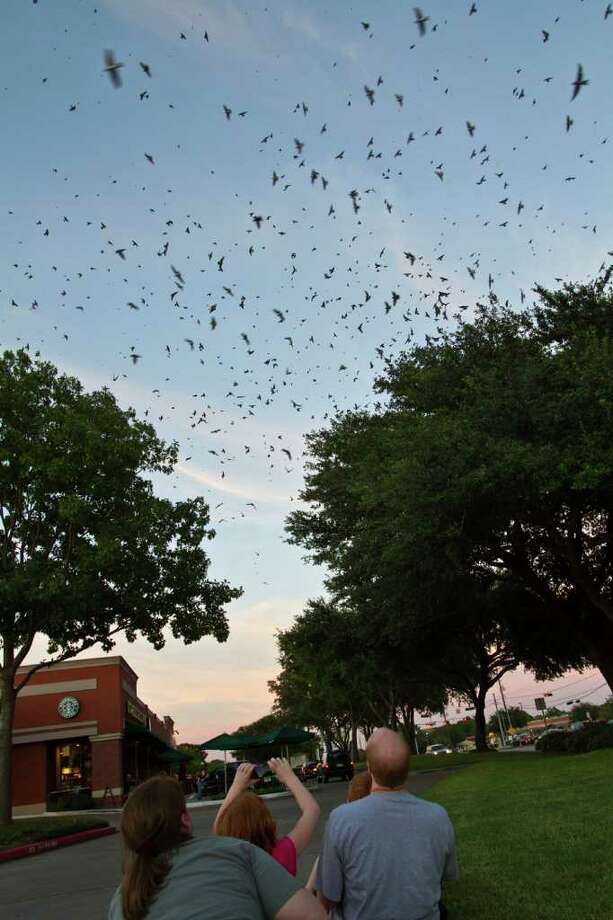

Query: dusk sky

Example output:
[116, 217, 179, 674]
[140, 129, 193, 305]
[3, 0, 612, 747]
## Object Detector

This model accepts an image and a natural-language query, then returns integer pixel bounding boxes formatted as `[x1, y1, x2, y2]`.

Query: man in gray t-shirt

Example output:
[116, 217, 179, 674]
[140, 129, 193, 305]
[316, 728, 459, 920]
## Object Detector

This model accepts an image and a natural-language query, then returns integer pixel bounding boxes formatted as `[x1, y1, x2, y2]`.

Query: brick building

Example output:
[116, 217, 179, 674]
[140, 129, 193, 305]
[11, 656, 176, 816]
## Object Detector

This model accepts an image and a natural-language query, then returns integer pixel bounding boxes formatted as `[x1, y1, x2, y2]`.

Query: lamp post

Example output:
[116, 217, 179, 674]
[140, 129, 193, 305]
[493, 693, 507, 747]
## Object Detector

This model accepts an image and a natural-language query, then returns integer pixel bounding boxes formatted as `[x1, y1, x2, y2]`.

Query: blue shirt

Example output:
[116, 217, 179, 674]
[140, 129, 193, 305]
[317, 792, 459, 920]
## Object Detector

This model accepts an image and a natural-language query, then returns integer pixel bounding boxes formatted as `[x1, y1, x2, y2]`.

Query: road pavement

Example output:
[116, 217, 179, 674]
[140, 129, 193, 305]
[2, 771, 449, 920]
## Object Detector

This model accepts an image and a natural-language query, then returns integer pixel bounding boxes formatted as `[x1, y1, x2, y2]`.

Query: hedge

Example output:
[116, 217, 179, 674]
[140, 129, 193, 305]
[536, 722, 613, 754]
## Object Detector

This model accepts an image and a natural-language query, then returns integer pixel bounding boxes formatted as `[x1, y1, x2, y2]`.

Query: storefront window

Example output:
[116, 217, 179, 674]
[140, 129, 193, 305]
[53, 740, 92, 790]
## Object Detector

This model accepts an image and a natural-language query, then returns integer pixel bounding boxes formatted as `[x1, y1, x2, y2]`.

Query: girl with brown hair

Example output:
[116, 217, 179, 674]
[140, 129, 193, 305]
[109, 774, 325, 920]
[214, 758, 320, 876]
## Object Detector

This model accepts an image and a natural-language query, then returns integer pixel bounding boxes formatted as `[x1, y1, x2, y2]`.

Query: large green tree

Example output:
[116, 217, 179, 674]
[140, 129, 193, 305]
[269, 598, 447, 755]
[286, 417, 574, 749]
[377, 278, 613, 688]
[289, 279, 609, 702]
[0, 351, 241, 824]
[487, 707, 533, 734]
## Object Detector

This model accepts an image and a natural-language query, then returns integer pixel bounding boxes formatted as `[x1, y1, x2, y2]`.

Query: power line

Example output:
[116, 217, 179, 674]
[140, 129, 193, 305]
[495, 672, 603, 702]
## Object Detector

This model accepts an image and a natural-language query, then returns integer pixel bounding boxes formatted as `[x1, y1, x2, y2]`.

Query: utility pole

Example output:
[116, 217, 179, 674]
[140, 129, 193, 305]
[498, 679, 513, 730]
[493, 693, 507, 748]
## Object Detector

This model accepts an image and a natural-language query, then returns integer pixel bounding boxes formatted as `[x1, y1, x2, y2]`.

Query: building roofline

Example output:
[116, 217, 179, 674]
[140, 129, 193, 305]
[16, 655, 139, 684]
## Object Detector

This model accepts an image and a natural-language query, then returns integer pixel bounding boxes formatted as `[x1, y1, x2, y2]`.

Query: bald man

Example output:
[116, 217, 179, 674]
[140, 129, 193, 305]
[316, 729, 458, 920]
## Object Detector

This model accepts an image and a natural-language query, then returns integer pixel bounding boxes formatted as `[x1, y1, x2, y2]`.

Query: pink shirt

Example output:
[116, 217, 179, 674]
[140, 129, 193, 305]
[269, 835, 297, 876]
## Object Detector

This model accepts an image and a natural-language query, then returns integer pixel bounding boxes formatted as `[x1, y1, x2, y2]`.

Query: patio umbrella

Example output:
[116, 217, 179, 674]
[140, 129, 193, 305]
[200, 733, 258, 793]
[257, 726, 317, 761]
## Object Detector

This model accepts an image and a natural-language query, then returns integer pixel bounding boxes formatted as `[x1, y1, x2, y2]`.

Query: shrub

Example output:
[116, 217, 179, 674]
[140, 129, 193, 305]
[535, 731, 569, 753]
[586, 723, 613, 752]
[565, 723, 607, 754]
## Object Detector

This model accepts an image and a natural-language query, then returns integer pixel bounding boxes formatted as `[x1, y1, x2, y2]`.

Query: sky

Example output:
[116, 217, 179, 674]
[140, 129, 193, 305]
[2, 0, 612, 747]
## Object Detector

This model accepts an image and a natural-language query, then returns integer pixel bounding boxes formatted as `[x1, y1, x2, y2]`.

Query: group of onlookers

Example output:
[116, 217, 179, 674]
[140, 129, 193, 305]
[109, 728, 458, 919]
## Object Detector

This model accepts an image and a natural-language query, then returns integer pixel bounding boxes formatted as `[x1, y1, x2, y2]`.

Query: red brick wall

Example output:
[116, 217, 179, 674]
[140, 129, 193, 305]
[91, 738, 123, 796]
[12, 742, 47, 807]
[13, 661, 124, 734]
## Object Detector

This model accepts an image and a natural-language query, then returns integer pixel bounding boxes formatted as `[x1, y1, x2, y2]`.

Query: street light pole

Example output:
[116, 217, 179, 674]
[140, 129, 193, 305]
[498, 679, 513, 730]
[493, 693, 507, 748]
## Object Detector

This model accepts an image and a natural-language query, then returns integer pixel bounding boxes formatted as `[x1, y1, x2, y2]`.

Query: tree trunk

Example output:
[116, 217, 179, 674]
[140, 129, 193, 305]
[578, 615, 613, 693]
[407, 707, 418, 754]
[350, 717, 359, 762]
[0, 670, 16, 825]
[474, 691, 488, 753]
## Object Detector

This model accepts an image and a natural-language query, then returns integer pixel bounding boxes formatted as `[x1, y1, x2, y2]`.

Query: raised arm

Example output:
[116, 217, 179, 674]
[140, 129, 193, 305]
[268, 757, 320, 855]
[213, 763, 254, 833]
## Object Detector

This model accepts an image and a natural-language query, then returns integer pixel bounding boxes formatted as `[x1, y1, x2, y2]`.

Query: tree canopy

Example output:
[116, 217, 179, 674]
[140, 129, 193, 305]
[284, 278, 613, 752]
[0, 350, 241, 823]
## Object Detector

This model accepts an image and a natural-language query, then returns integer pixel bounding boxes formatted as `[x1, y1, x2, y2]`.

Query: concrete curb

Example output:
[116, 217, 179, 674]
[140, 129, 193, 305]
[0, 825, 116, 863]
[187, 788, 308, 809]
[27, 784, 326, 819]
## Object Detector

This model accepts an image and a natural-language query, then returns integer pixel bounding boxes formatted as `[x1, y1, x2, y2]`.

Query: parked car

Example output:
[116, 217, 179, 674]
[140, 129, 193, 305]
[426, 744, 453, 756]
[301, 761, 320, 782]
[537, 727, 566, 741]
[317, 750, 354, 783]
[511, 732, 533, 746]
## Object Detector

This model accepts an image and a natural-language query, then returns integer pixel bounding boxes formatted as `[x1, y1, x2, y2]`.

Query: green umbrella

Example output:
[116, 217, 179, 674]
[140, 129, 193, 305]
[200, 732, 256, 750]
[258, 726, 316, 746]
[200, 733, 259, 794]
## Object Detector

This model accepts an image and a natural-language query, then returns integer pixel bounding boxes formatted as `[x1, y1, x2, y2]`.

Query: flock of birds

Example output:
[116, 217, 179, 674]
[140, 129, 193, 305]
[4, 2, 612, 535]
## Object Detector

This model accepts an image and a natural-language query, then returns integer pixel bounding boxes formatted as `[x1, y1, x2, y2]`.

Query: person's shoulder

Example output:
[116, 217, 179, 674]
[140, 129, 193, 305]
[328, 796, 373, 826]
[407, 794, 452, 824]
[107, 886, 122, 920]
[178, 834, 253, 862]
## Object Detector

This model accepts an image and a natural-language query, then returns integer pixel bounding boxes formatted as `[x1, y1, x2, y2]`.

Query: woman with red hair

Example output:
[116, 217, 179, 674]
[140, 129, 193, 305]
[214, 758, 320, 876]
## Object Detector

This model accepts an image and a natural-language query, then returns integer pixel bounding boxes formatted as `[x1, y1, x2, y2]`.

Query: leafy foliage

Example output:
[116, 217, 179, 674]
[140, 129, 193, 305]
[535, 731, 570, 753]
[0, 350, 241, 823]
[487, 707, 533, 733]
[285, 279, 613, 754]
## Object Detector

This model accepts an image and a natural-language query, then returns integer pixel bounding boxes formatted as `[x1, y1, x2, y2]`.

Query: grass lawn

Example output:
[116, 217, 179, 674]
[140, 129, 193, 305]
[424, 749, 613, 920]
[355, 752, 485, 774]
[410, 752, 485, 772]
[0, 815, 109, 851]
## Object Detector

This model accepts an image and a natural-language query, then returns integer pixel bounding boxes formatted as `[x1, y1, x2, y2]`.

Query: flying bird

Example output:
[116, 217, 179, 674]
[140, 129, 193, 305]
[571, 64, 588, 100]
[139, 62, 151, 77]
[103, 49, 123, 88]
[414, 7, 429, 36]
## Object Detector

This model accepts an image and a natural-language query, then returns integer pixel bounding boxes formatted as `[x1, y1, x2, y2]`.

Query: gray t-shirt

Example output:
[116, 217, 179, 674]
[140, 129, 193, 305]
[108, 835, 300, 920]
[316, 791, 459, 920]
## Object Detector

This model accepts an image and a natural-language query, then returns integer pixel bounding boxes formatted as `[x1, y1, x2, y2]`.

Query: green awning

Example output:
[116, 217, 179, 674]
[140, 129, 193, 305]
[124, 721, 173, 754]
[157, 749, 192, 765]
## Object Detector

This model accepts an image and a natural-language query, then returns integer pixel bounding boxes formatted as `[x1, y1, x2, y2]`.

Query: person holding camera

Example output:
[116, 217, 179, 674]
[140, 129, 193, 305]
[214, 757, 320, 876]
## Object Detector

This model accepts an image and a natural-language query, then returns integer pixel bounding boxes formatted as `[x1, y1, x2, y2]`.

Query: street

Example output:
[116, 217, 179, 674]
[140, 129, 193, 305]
[2, 772, 448, 920]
